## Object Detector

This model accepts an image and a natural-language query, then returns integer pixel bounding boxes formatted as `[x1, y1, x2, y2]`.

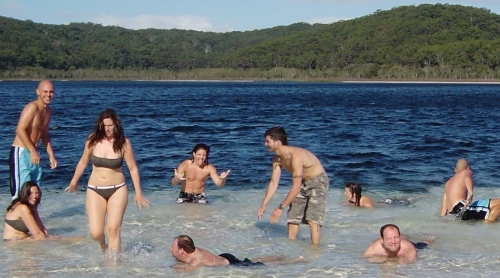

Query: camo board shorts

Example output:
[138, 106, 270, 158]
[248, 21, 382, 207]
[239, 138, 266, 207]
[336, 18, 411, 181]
[287, 172, 329, 226]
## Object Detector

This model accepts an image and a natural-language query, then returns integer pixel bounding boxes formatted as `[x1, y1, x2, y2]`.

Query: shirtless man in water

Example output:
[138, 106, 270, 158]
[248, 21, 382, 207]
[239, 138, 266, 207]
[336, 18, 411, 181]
[9, 80, 57, 199]
[440, 158, 500, 221]
[170, 235, 304, 271]
[172, 144, 230, 204]
[257, 126, 330, 245]
[363, 224, 418, 263]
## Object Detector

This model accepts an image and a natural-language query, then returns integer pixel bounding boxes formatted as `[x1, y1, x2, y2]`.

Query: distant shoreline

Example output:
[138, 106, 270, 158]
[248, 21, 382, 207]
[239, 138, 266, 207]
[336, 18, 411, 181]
[342, 80, 500, 84]
[1, 78, 500, 84]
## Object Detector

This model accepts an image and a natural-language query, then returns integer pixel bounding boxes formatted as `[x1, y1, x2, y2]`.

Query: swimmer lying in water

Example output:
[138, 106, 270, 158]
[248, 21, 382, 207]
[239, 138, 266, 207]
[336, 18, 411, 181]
[344, 182, 417, 208]
[170, 235, 306, 272]
[344, 182, 374, 208]
[363, 224, 434, 264]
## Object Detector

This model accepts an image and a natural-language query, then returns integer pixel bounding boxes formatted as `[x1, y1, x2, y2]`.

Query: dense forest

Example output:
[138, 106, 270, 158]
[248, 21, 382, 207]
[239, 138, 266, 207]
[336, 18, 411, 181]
[1, 3, 500, 81]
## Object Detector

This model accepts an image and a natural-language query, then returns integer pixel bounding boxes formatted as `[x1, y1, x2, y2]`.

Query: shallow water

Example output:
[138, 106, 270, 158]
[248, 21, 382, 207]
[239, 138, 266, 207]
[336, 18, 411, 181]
[0, 81, 499, 277]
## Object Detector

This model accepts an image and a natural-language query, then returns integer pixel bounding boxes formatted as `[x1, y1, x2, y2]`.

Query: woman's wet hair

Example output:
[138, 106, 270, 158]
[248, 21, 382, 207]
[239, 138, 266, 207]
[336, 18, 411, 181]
[7, 181, 42, 211]
[190, 143, 210, 164]
[264, 126, 288, 145]
[345, 182, 362, 206]
[88, 108, 126, 153]
[176, 235, 196, 253]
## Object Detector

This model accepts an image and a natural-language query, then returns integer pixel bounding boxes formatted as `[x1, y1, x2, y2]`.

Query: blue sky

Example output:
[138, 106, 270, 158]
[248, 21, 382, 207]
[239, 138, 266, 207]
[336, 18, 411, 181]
[1, 0, 499, 32]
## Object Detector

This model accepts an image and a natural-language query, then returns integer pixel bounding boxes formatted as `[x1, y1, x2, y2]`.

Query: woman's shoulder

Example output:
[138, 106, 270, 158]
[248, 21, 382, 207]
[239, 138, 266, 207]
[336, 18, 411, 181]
[361, 196, 375, 208]
[8, 203, 30, 214]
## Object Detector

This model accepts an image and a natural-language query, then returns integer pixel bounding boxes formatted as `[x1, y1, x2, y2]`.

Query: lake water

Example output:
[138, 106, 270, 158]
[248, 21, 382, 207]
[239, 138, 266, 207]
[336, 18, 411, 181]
[0, 81, 500, 277]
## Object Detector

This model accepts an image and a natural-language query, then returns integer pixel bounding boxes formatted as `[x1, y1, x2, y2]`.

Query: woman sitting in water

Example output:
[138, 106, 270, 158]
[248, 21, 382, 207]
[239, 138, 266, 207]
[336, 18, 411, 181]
[344, 182, 374, 208]
[3, 181, 48, 241]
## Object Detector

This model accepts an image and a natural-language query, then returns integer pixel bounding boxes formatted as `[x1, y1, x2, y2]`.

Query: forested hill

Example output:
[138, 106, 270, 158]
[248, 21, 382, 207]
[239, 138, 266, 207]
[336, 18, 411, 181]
[1, 3, 500, 80]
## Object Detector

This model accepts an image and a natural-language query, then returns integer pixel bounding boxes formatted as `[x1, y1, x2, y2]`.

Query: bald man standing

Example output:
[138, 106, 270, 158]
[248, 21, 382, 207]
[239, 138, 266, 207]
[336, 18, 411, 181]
[440, 159, 500, 221]
[9, 80, 57, 199]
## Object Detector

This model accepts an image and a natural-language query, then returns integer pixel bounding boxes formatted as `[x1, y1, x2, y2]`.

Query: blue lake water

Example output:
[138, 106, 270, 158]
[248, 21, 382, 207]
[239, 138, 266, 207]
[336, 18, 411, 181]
[0, 81, 500, 277]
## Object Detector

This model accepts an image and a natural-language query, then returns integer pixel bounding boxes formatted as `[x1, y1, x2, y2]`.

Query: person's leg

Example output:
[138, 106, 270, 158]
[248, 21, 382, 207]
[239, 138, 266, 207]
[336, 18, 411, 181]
[287, 223, 300, 239]
[86, 188, 108, 251]
[303, 175, 328, 245]
[10, 147, 31, 199]
[32, 163, 42, 187]
[251, 255, 306, 265]
[105, 186, 128, 254]
[307, 221, 321, 245]
[287, 196, 307, 240]
[486, 199, 500, 222]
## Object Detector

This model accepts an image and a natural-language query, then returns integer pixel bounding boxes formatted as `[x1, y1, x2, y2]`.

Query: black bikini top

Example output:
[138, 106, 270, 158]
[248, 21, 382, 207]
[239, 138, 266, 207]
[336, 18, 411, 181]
[90, 152, 123, 169]
[5, 218, 29, 233]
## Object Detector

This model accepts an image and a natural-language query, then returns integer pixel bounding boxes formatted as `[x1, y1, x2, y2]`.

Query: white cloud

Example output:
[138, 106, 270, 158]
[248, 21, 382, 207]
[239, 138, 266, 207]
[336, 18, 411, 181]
[91, 14, 215, 31]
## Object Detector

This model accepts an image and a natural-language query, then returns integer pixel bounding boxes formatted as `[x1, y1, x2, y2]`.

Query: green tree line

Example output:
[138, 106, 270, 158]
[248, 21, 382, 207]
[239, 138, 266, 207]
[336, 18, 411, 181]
[1, 3, 500, 80]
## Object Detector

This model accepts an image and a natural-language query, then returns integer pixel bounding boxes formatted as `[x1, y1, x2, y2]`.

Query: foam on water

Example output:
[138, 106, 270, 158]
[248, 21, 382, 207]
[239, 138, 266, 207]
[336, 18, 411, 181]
[1, 183, 500, 277]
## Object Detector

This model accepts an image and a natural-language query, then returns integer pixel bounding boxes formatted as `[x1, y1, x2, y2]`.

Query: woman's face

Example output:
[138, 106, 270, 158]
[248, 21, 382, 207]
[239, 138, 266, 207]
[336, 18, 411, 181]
[29, 186, 40, 206]
[103, 118, 115, 138]
[344, 187, 353, 200]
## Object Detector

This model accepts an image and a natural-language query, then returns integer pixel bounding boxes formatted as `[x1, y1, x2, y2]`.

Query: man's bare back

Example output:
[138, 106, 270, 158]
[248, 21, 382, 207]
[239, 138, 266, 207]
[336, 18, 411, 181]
[440, 159, 473, 216]
[170, 235, 305, 272]
[274, 146, 325, 180]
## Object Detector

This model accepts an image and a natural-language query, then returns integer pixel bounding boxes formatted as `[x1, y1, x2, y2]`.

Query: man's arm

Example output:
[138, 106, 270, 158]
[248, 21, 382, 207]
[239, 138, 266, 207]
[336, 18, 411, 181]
[40, 110, 57, 169]
[399, 241, 417, 262]
[279, 154, 303, 208]
[171, 262, 202, 272]
[269, 154, 303, 223]
[465, 173, 474, 206]
[440, 188, 448, 216]
[172, 161, 188, 186]
[257, 157, 282, 220]
[362, 240, 378, 257]
[208, 165, 230, 187]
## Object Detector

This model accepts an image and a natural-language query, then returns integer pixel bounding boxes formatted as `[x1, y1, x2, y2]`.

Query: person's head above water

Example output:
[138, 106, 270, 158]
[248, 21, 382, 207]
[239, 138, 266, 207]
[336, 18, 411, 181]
[191, 144, 210, 164]
[345, 182, 363, 206]
[264, 126, 288, 146]
[455, 158, 469, 172]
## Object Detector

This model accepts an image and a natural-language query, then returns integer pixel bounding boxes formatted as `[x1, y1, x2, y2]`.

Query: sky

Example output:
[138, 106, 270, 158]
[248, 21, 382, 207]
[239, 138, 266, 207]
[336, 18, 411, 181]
[1, 0, 499, 32]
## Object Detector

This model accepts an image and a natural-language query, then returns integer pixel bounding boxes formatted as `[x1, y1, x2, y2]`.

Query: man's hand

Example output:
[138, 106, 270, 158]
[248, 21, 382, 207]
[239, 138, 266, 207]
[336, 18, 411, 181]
[49, 155, 57, 169]
[174, 169, 187, 180]
[257, 205, 266, 220]
[30, 151, 40, 165]
[220, 170, 231, 179]
[270, 208, 284, 223]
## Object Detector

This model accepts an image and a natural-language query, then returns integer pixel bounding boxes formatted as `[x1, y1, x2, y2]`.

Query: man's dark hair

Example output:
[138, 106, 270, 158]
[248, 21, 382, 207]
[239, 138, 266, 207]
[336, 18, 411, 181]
[380, 224, 400, 238]
[176, 235, 196, 253]
[264, 126, 288, 145]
